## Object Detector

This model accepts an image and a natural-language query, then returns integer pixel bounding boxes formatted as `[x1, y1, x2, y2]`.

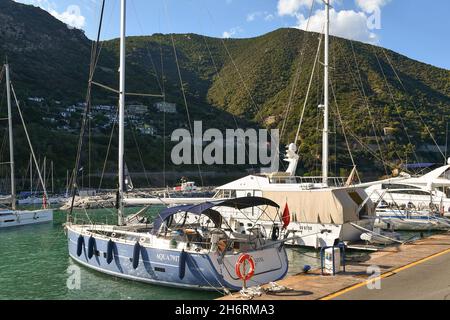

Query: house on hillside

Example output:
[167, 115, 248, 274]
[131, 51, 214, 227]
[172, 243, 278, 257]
[28, 97, 44, 103]
[154, 101, 177, 114]
[128, 104, 149, 116]
[139, 124, 157, 136]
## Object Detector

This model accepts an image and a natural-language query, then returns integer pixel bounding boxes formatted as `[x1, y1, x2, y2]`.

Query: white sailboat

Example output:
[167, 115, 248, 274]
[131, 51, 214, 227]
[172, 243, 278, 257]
[65, 0, 289, 291]
[0, 63, 53, 228]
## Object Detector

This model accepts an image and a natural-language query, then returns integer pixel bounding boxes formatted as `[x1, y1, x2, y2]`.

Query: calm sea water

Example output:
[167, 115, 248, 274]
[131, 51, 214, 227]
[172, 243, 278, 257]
[0, 207, 323, 300]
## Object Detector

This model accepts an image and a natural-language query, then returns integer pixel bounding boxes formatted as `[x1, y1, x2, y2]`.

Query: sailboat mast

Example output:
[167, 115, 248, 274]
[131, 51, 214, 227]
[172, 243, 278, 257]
[65, 169, 69, 197]
[51, 160, 54, 194]
[43, 156, 46, 192]
[5, 64, 16, 210]
[322, 0, 330, 185]
[30, 153, 33, 194]
[118, 0, 126, 226]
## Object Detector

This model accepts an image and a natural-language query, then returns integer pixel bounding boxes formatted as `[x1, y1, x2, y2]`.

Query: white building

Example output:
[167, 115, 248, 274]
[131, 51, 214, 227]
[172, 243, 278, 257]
[139, 124, 156, 136]
[28, 97, 44, 103]
[154, 101, 177, 114]
[94, 105, 115, 112]
[128, 104, 149, 116]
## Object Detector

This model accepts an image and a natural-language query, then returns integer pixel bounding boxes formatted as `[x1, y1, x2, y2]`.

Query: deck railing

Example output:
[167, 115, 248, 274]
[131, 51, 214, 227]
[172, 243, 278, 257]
[267, 176, 348, 188]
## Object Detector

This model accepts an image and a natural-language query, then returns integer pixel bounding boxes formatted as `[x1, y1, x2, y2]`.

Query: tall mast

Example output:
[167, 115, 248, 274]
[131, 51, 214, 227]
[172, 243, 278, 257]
[5, 64, 16, 210]
[43, 156, 46, 192]
[51, 160, 54, 194]
[321, 0, 330, 185]
[65, 169, 69, 198]
[30, 153, 33, 194]
[118, 0, 126, 225]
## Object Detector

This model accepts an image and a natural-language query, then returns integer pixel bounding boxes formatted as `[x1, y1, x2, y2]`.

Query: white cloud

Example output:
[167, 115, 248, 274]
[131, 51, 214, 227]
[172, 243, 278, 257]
[247, 11, 275, 23]
[297, 9, 377, 42]
[14, 1, 86, 30]
[246, 12, 261, 22]
[277, 0, 391, 43]
[355, 0, 391, 13]
[50, 5, 86, 29]
[278, 0, 312, 16]
[222, 27, 243, 39]
[277, 0, 339, 17]
[265, 14, 275, 21]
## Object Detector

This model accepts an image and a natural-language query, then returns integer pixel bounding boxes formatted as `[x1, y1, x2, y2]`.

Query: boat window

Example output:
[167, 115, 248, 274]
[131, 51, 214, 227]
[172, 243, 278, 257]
[441, 168, 450, 180]
[388, 190, 430, 196]
[348, 191, 370, 218]
[348, 191, 364, 205]
[382, 184, 420, 190]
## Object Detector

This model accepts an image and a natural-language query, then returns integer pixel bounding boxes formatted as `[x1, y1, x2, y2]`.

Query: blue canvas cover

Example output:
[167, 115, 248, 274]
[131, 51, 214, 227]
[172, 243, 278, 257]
[152, 197, 279, 234]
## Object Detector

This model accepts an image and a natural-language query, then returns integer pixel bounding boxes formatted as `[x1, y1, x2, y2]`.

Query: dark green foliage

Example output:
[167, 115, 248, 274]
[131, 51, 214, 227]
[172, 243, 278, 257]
[0, 0, 449, 189]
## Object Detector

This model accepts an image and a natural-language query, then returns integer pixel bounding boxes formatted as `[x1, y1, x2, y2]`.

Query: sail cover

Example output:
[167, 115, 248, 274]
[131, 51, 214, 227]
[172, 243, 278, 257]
[262, 188, 374, 225]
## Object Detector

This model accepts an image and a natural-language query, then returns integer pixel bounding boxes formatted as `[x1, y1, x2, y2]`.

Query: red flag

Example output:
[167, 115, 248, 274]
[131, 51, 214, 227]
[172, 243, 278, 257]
[282, 203, 290, 229]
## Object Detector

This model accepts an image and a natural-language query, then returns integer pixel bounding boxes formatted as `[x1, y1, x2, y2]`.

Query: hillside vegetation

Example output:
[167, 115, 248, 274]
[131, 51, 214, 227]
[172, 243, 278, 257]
[0, 0, 449, 188]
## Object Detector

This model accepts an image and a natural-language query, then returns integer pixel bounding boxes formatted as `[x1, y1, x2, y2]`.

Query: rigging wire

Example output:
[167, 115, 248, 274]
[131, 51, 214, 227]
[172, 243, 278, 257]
[10, 84, 48, 197]
[125, 108, 151, 187]
[197, 21, 259, 176]
[69, 0, 106, 221]
[294, 33, 323, 146]
[380, 47, 446, 161]
[204, 7, 289, 174]
[130, 0, 164, 95]
[281, 0, 317, 141]
[163, 0, 204, 186]
[371, 47, 420, 165]
[349, 41, 388, 175]
[98, 107, 118, 191]
[160, 33, 167, 188]
[329, 78, 360, 183]
[334, 41, 405, 167]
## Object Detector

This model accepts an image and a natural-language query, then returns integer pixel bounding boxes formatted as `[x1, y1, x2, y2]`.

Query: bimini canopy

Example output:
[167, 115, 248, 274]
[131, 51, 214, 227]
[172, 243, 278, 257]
[152, 197, 279, 234]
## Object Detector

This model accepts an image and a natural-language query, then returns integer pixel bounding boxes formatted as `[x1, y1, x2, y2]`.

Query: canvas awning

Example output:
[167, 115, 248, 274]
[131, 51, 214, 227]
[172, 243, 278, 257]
[262, 188, 373, 225]
[152, 197, 279, 234]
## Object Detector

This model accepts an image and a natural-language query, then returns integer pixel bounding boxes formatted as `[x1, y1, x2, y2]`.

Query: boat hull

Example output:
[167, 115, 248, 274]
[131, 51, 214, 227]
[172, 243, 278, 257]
[0, 209, 53, 228]
[374, 218, 450, 231]
[375, 209, 450, 231]
[227, 218, 374, 248]
[18, 197, 66, 205]
[67, 226, 289, 291]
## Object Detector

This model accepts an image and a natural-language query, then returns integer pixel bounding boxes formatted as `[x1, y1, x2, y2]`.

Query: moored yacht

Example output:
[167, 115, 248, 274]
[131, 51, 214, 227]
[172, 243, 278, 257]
[365, 160, 450, 217]
[213, 147, 375, 248]
[67, 197, 289, 291]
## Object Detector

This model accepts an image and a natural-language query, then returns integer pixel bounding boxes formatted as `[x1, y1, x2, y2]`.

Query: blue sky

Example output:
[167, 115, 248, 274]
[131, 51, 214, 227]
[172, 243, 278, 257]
[14, 0, 450, 70]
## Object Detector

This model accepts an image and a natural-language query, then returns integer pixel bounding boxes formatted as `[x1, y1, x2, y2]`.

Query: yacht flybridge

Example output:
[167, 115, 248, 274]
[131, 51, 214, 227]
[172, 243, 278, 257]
[0, 64, 53, 228]
[214, 146, 375, 248]
[365, 159, 450, 216]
